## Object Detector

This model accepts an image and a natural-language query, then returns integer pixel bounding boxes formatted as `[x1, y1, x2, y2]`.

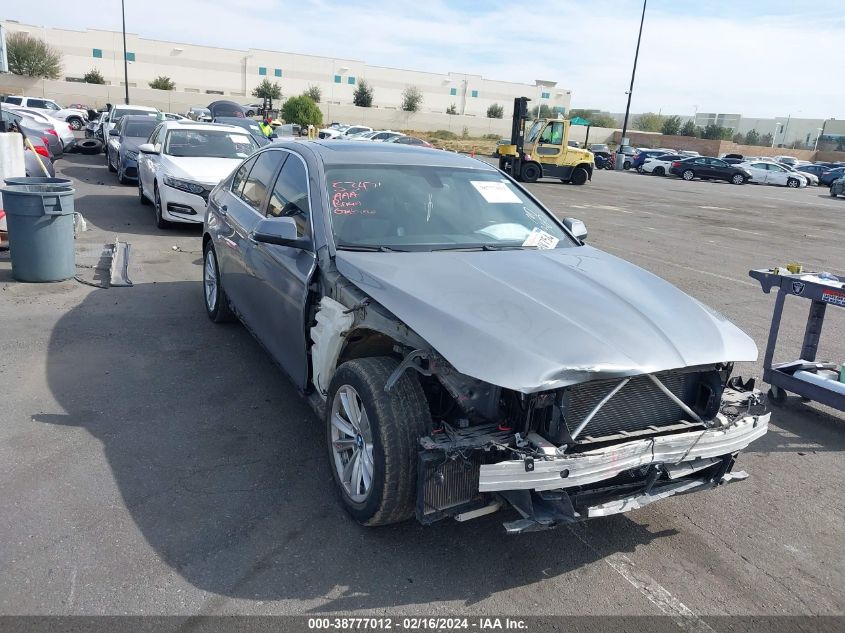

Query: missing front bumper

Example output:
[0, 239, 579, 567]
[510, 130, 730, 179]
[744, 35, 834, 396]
[478, 413, 768, 493]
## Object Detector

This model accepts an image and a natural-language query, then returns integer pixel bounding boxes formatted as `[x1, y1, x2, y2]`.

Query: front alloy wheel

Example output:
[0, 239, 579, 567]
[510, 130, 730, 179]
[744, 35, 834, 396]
[682, 169, 695, 181]
[330, 385, 375, 504]
[787, 178, 799, 188]
[731, 174, 746, 185]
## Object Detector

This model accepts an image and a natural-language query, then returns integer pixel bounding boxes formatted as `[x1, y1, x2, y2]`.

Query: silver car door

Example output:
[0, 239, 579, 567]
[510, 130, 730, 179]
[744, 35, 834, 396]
[244, 150, 317, 388]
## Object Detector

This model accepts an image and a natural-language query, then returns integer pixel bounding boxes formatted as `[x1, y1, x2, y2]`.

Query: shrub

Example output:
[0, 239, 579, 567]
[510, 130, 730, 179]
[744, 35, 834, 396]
[430, 130, 458, 140]
[83, 68, 105, 85]
[149, 76, 175, 91]
[303, 85, 321, 103]
[401, 86, 423, 112]
[486, 103, 504, 119]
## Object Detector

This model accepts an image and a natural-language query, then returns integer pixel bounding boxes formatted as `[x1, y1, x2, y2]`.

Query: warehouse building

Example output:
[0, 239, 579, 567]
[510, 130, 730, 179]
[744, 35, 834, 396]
[1, 21, 572, 119]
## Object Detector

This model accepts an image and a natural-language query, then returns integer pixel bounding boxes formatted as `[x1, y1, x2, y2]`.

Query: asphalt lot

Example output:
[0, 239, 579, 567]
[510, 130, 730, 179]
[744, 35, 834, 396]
[1, 151, 843, 619]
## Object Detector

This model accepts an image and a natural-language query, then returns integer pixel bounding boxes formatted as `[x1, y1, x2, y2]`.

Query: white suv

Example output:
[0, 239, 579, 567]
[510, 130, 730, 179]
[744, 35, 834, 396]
[3, 96, 88, 131]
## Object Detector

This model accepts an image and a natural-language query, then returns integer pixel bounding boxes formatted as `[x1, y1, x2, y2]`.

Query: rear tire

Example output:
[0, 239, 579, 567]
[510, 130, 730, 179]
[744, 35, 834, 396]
[203, 242, 235, 323]
[682, 169, 695, 181]
[326, 357, 430, 526]
[654, 166, 665, 176]
[520, 162, 541, 183]
[67, 117, 83, 131]
[768, 386, 787, 407]
[570, 167, 589, 185]
[731, 173, 746, 185]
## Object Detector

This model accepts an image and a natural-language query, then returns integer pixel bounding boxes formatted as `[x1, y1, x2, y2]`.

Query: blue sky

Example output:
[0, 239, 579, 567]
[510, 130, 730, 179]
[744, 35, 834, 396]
[5, 0, 843, 118]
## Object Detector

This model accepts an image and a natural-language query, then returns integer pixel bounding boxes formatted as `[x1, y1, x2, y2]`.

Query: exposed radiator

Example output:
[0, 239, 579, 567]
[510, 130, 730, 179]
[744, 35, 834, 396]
[563, 371, 703, 442]
[417, 452, 483, 524]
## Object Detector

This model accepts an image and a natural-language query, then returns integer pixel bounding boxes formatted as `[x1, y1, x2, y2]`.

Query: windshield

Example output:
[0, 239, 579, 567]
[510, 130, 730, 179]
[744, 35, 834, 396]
[113, 108, 156, 123]
[123, 119, 158, 138]
[163, 129, 258, 158]
[525, 121, 543, 144]
[326, 166, 577, 251]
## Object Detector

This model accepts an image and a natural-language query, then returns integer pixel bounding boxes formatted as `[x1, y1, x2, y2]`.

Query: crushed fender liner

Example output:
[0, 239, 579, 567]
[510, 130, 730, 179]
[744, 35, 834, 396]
[479, 413, 768, 492]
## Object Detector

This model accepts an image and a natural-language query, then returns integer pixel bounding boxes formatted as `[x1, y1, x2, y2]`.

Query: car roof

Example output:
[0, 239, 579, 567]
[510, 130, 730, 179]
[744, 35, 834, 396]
[158, 120, 250, 133]
[114, 104, 158, 111]
[280, 139, 494, 169]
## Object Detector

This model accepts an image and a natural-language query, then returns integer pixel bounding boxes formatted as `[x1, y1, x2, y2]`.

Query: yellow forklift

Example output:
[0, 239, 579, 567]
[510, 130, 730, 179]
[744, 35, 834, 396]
[497, 97, 594, 185]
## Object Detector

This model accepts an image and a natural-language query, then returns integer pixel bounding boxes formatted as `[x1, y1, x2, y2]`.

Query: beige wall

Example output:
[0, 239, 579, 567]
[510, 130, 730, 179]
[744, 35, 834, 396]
[2, 21, 572, 119]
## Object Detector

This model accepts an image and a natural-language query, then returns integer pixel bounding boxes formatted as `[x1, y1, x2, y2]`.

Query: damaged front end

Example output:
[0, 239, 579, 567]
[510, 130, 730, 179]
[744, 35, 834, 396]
[408, 357, 768, 533]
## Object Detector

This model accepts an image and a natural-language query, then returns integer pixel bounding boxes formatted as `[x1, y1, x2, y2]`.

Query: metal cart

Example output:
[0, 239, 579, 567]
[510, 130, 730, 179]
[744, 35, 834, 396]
[749, 268, 845, 409]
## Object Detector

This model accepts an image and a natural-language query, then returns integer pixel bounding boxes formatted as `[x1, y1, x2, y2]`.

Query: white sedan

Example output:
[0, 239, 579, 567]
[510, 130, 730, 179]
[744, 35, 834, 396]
[4, 104, 77, 150]
[740, 161, 807, 188]
[137, 121, 260, 228]
[641, 154, 685, 176]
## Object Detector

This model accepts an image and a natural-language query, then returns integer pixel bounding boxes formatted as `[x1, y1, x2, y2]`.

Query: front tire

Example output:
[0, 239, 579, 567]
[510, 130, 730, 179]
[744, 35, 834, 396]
[67, 117, 83, 131]
[682, 169, 695, 181]
[787, 178, 799, 188]
[327, 357, 430, 526]
[203, 243, 235, 323]
[654, 166, 665, 176]
[154, 184, 170, 229]
[520, 162, 541, 183]
[731, 173, 746, 185]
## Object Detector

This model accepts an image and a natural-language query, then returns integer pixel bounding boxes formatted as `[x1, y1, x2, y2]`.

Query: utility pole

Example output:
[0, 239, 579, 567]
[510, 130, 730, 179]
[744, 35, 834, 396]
[616, 0, 647, 170]
[121, 0, 129, 105]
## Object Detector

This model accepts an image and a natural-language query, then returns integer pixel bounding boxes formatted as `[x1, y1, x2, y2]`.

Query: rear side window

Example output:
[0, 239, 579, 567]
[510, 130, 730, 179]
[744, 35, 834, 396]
[267, 153, 311, 238]
[28, 99, 48, 109]
[231, 156, 258, 198]
[5, 96, 22, 105]
[237, 151, 282, 210]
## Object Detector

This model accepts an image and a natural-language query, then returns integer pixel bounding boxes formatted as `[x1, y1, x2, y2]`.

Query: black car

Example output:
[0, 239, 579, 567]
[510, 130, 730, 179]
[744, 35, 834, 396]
[820, 166, 845, 187]
[669, 156, 751, 184]
[796, 164, 827, 179]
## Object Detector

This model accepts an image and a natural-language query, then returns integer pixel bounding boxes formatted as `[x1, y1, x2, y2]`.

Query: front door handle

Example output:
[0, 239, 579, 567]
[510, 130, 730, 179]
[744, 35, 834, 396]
[219, 204, 228, 217]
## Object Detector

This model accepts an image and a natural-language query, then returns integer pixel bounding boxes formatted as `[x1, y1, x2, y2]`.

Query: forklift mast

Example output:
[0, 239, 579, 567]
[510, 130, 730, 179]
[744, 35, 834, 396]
[510, 97, 531, 154]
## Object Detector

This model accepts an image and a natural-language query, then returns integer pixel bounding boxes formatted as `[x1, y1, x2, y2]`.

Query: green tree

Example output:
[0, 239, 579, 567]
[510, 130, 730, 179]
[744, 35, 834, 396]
[446, 103, 458, 115]
[661, 115, 681, 136]
[252, 79, 283, 101]
[401, 85, 423, 112]
[568, 109, 616, 127]
[701, 123, 733, 140]
[6, 32, 62, 79]
[679, 120, 698, 137]
[744, 129, 760, 146]
[149, 76, 175, 90]
[633, 112, 664, 132]
[303, 84, 321, 103]
[486, 103, 504, 119]
[530, 104, 553, 118]
[280, 95, 322, 128]
[83, 68, 105, 85]
[732, 132, 745, 144]
[352, 79, 373, 108]
[760, 132, 774, 147]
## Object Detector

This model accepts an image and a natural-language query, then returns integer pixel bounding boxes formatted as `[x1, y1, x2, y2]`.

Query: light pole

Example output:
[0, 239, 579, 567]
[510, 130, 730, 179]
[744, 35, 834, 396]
[121, 0, 129, 105]
[813, 125, 825, 152]
[771, 122, 781, 148]
[616, 0, 647, 170]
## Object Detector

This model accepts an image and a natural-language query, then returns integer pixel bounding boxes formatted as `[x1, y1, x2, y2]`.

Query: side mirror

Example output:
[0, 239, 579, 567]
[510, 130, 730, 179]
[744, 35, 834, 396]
[109, 129, 120, 136]
[251, 217, 310, 250]
[269, 133, 278, 140]
[138, 143, 159, 155]
[563, 217, 588, 240]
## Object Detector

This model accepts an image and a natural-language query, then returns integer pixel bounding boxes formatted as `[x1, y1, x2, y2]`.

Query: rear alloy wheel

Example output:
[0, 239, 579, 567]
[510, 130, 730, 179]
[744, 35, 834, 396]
[623, 160, 632, 170]
[154, 184, 170, 229]
[570, 167, 589, 185]
[786, 178, 799, 188]
[682, 169, 695, 181]
[520, 162, 541, 183]
[67, 117, 83, 131]
[731, 173, 746, 185]
[327, 357, 430, 526]
[654, 166, 665, 176]
[203, 243, 235, 323]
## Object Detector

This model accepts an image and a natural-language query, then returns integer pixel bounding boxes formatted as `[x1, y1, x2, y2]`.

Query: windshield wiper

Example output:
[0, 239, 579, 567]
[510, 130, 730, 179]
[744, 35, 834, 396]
[336, 243, 406, 252]
[432, 244, 533, 252]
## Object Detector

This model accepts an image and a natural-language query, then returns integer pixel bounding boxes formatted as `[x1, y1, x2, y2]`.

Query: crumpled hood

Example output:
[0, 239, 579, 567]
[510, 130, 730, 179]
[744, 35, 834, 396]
[335, 246, 757, 392]
[162, 156, 243, 186]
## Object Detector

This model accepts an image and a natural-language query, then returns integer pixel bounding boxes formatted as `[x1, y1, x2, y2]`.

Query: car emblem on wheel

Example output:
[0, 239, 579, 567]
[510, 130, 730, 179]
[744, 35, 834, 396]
[792, 281, 805, 296]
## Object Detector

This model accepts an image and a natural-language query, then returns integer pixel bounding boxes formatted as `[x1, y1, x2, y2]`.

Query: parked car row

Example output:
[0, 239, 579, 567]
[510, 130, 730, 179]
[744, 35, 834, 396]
[2, 95, 89, 131]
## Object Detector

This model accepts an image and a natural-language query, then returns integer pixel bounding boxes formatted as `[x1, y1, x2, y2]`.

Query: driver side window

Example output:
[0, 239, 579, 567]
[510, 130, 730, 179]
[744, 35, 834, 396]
[267, 153, 311, 238]
[539, 122, 564, 145]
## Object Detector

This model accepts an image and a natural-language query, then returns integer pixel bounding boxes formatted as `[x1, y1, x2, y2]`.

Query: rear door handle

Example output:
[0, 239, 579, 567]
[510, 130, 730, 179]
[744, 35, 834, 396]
[219, 204, 228, 217]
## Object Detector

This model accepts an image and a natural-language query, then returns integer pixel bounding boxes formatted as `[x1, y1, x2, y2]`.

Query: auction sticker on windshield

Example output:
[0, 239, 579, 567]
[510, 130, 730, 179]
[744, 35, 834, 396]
[471, 180, 521, 204]
[522, 227, 559, 249]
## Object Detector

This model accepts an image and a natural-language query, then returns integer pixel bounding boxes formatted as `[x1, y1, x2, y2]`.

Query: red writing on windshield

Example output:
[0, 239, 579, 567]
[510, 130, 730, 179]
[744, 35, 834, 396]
[332, 181, 381, 216]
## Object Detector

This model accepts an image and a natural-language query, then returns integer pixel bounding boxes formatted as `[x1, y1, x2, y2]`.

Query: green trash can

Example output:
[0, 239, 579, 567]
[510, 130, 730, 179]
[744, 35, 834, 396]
[1, 179, 76, 282]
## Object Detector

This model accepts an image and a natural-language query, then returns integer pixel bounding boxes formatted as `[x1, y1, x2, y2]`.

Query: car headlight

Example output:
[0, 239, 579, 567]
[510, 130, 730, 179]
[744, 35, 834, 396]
[163, 175, 205, 194]
[124, 150, 138, 160]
